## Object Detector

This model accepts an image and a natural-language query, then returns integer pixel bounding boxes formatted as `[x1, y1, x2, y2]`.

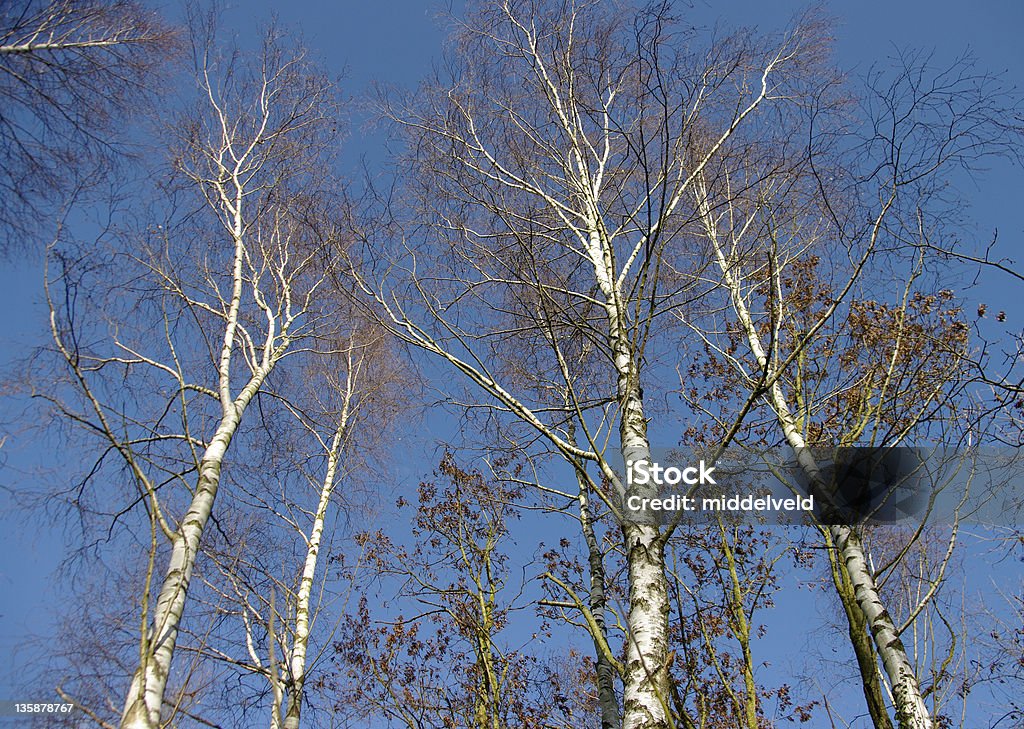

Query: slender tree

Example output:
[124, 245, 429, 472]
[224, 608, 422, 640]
[689, 51, 1018, 727]
[38, 27, 346, 727]
[186, 328, 405, 729]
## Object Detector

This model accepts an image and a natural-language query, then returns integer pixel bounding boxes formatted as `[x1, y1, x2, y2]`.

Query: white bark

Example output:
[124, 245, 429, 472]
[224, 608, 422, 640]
[0, 1, 163, 56]
[121, 43, 312, 724]
[281, 419, 347, 729]
[587, 218, 671, 728]
[38, 26, 339, 727]
[621, 520, 671, 729]
[782, 426, 932, 729]
[698, 181, 933, 729]
[830, 526, 932, 729]
[229, 345, 359, 729]
[120, 373, 271, 729]
[358, 9, 814, 726]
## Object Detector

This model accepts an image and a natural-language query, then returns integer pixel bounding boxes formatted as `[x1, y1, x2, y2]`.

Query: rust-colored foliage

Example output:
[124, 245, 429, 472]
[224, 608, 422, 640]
[331, 454, 598, 728]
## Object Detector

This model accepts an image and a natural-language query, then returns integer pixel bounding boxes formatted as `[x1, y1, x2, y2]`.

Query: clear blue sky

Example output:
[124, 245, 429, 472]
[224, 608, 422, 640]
[0, 0, 1022, 721]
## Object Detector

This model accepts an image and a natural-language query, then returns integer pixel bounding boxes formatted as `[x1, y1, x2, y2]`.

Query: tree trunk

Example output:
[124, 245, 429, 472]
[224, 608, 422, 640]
[579, 473, 622, 729]
[590, 217, 672, 728]
[614, 323, 671, 728]
[622, 519, 671, 729]
[830, 525, 931, 729]
[121, 375, 268, 729]
[566, 412, 622, 729]
[121, 420, 237, 728]
[701, 186, 933, 729]
[281, 425, 345, 729]
[826, 530, 896, 729]
[779, 394, 932, 729]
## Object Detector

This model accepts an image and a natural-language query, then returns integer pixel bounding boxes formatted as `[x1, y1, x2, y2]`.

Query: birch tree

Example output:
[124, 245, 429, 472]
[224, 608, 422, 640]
[39, 28, 345, 728]
[185, 328, 405, 729]
[266, 345, 361, 729]
[695, 172, 952, 729]
[689, 52, 1018, 728]
[195, 358, 356, 729]
[352, 2, 831, 726]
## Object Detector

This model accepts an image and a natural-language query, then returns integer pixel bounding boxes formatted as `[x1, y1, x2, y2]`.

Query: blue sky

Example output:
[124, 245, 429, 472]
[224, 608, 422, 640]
[0, 0, 1022, 723]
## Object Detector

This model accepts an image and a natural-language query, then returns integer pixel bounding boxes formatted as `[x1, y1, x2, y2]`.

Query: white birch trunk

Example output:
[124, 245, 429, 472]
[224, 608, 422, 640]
[619, 367, 670, 729]
[829, 525, 932, 729]
[770, 349, 931, 729]
[700, 190, 932, 729]
[120, 373, 269, 729]
[269, 590, 285, 729]
[122, 189, 282, 725]
[621, 519, 671, 729]
[587, 220, 671, 729]
[776, 400, 930, 729]
[280, 423, 346, 729]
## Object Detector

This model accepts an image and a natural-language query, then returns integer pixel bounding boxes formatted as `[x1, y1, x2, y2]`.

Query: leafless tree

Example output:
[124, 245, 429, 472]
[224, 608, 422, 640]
[0, 0, 175, 254]
[347, 3, 1024, 727]
[351, 2, 834, 726]
[36, 26, 347, 728]
[690, 50, 1019, 728]
[181, 327, 407, 729]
